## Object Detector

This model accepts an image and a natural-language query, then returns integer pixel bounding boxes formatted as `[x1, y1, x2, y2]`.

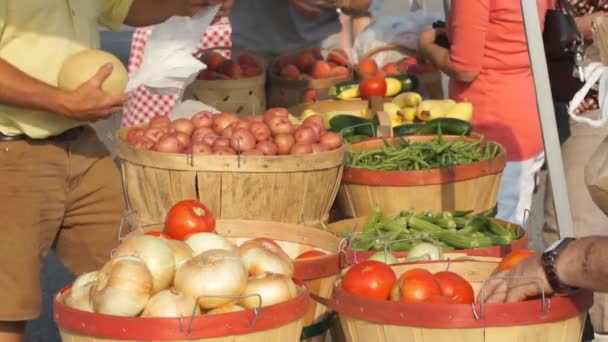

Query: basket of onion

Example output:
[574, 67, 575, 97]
[312, 257, 592, 342]
[116, 108, 345, 227]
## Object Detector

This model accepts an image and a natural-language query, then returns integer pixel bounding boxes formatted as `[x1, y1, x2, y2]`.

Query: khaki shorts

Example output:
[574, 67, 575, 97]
[0, 126, 125, 321]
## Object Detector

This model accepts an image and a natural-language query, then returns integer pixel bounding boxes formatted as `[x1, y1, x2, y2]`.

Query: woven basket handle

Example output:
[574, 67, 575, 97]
[360, 44, 418, 62]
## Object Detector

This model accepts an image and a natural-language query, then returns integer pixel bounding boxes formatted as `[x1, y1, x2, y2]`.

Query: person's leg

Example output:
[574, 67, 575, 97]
[495, 152, 545, 226]
[0, 139, 67, 341]
[55, 127, 126, 276]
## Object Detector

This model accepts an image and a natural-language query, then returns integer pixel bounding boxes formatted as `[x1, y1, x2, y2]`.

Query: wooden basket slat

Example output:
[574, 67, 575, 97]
[196, 171, 224, 219]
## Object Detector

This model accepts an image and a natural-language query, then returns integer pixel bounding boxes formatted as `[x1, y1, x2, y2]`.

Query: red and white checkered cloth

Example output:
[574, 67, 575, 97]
[122, 18, 232, 127]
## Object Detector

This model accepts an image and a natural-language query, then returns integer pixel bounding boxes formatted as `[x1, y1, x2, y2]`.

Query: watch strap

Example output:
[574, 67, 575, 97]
[541, 237, 579, 294]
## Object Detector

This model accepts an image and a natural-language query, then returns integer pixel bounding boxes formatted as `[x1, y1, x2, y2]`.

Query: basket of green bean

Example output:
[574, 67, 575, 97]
[336, 134, 507, 218]
[326, 206, 528, 264]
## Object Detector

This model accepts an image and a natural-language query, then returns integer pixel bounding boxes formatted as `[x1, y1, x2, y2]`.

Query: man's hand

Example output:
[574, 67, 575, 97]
[58, 64, 127, 121]
[481, 255, 554, 304]
[575, 12, 608, 40]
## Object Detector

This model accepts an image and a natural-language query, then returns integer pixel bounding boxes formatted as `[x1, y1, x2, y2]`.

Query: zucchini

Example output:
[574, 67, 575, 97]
[329, 115, 376, 137]
[393, 74, 419, 93]
[392, 122, 425, 137]
[328, 80, 359, 97]
[415, 118, 473, 136]
[344, 135, 369, 144]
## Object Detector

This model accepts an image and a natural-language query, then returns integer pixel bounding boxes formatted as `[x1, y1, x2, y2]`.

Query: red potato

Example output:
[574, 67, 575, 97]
[290, 144, 312, 155]
[247, 115, 265, 124]
[311, 144, 330, 153]
[170, 118, 195, 136]
[172, 131, 191, 148]
[191, 127, 216, 144]
[191, 111, 214, 128]
[303, 115, 325, 131]
[144, 127, 166, 143]
[230, 129, 257, 152]
[213, 147, 237, 155]
[294, 125, 318, 145]
[133, 137, 155, 150]
[126, 128, 144, 145]
[319, 132, 343, 150]
[213, 137, 231, 148]
[242, 149, 264, 156]
[268, 116, 294, 136]
[154, 135, 183, 153]
[187, 142, 213, 155]
[232, 120, 250, 131]
[149, 115, 171, 127]
[249, 122, 271, 142]
[221, 125, 234, 137]
[264, 108, 289, 123]
[274, 134, 295, 155]
[255, 141, 278, 155]
[212, 113, 239, 134]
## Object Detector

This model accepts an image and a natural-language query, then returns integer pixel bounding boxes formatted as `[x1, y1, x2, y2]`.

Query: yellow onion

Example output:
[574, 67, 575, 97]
[113, 235, 175, 293]
[72, 271, 98, 289]
[141, 288, 200, 318]
[174, 249, 247, 309]
[185, 232, 235, 256]
[63, 282, 94, 312]
[166, 240, 194, 270]
[91, 256, 153, 317]
[207, 303, 246, 315]
[239, 273, 298, 309]
[238, 240, 294, 277]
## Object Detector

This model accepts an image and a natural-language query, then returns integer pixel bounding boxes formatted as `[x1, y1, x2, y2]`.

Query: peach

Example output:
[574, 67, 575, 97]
[242, 66, 262, 77]
[397, 61, 411, 74]
[329, 66, 350, 78]
[303, 89, 317, 103]
[296, 51, 316, 73]
[198, 70, 229, 80]
[237, 53, 258, 68]
[357, 58, 379, 78]
[280, 64, 301, 80]
[327, 48, 349, 67]
[275, 55, 297, 69]
[311, 60, 331, 79]
[382, 63, 400, 76]
[219, 60, 242, 79]
[202, 52, 226, 72]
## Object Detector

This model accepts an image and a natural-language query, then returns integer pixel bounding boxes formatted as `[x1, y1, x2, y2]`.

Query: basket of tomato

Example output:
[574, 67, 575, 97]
[315, 255, 592, 342]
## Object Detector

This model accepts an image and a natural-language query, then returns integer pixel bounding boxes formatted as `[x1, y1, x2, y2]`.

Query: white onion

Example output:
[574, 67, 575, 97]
[63, 282, 94, 312]
[141, 288, 200, 318]
[166, 240, 194, 270]
[239, 273, 298, 309]
[206, 303, 246, 315]
[185, 232, 235, 256]
[174, 249, 247, 309]
[113, 235, 176, 293]
[72, 271, 98, 289]
[238, 240, 294, 277]
[91, 256, 153, 317]
[368, 251, 399, 264]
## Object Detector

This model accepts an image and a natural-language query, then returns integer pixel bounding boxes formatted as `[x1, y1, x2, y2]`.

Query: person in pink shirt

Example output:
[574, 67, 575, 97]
[417, 0, 551, 226]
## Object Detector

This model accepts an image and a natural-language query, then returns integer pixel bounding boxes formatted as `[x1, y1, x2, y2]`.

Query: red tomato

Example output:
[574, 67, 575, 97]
[497, 249, 537, 272]
[394, 268, 441, 303]
[424, 295, 455, 304]
[164, 200, 216, 240]
[434, 271, 474, 304]
[254, 237, 283, 250]
[342, 261, 397, 300]
[359, 78, 387, 99]
[295, 250, 327, 260]
[145, 231, 172, 239]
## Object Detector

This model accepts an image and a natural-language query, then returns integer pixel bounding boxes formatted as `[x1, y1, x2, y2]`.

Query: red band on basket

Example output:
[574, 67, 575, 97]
[54, 284, 308, 341]
[324, 286, 592, 329]
[294, 254, 341, 280]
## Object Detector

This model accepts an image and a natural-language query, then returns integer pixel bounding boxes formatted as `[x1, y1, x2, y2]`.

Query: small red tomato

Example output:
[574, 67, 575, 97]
[359, 78, 387, 99]
[295, 250, 327, 260]
[497, 249, 537, 272]
[164, 200, 216, 240]
[434, 271, 474, 304]
[342, 261, 397, 300]
[145, 231, 172, 240]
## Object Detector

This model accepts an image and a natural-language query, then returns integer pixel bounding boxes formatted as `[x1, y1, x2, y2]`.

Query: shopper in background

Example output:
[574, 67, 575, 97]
[417, 0, 552, 227]
[544, 2, 608, 340]
[0, 1, 233, 341]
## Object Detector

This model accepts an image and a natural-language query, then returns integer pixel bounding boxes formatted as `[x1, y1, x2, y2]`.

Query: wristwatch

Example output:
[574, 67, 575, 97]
[541, 237, 579, 294]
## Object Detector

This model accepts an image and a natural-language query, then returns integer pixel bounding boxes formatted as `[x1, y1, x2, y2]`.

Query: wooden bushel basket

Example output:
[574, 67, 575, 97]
[316, 259, 593, 342]
[327, 217, 529, 263]
[357, 44, 444, 99]
[54, 283, 308, 342]
[267, 49, 354, 109]
[116, 130, 346, 227]
[183, 47, 266, 115]
[123, 220, 344, 342]
[337, 135, 506, 218]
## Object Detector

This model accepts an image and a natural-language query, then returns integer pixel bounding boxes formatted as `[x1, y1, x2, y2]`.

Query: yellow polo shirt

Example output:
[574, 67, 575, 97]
[0, 0, 133, 138]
